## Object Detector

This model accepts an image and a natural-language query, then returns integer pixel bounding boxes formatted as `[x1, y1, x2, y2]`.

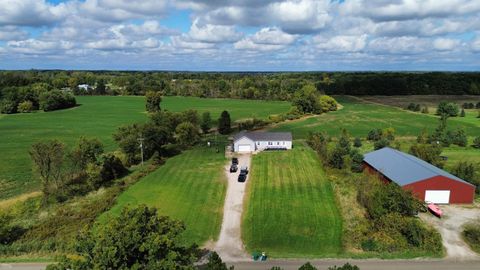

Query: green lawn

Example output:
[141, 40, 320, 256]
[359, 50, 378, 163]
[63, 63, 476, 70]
[0, 95, 289, 199]
[271, 96, 480, 139]
[242, 144, 342, 257]
[97, 145, 227, 246]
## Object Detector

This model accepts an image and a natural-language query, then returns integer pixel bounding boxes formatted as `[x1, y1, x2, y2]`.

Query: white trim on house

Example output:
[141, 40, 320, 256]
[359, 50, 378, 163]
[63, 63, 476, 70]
[233, 131, 292, 152]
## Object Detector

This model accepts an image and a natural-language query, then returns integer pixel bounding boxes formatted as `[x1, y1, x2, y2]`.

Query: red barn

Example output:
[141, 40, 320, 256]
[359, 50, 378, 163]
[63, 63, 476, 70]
[363, 147, 475, 204]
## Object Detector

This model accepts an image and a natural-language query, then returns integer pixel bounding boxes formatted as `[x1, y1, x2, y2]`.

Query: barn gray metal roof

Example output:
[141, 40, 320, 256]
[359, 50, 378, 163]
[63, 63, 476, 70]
[233, 131, 292, 142]
[363, 147, 473, 187]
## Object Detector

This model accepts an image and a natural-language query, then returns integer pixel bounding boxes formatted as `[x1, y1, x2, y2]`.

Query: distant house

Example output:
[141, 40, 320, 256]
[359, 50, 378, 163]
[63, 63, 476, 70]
[363, 147, 475, 204]
[233, 131, 292, 152]
[77, 84, 91, 91]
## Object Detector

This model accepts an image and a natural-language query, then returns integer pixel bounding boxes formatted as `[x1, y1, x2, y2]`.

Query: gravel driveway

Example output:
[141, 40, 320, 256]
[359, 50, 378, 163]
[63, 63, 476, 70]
[420, 204, 480, 260]
[214, 154, 251, 262]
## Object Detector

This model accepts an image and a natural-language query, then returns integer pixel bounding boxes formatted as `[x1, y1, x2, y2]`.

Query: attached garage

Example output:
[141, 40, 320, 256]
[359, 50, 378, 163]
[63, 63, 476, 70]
[238, 144, 252, 152]
[363, 147, 475, 204]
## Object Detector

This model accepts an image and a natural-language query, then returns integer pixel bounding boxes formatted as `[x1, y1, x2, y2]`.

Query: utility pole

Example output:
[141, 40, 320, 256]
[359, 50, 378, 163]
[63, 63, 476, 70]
[137, 136, 145, 166]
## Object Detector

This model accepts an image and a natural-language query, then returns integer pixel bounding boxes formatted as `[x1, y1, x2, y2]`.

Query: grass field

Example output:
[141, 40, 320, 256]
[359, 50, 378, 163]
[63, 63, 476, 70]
[242, 144, 342, 257]
[0, 96, 289, 200]
[271, 96, 480, 139]
[97, 145, 227, 246]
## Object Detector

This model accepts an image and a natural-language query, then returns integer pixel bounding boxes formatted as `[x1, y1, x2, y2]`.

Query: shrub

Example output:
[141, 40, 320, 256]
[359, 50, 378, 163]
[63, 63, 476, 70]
[436, 101, 459, 117]
[17, 100, 34, 113]
[145, 90, 162, 112]
[460, 108, 466, 117]
[421, 106, 429, 114]
[39, 90, 76, 112]
[473, 137, 480, 148]
[353, 137, 362, 148]
[298, 262, 317, 270]
[463, 221, 480, 253]
[374, 138, 390, 150]
[409, 143, 444, 168]
[367, 129, 382, 141]
[328, 263, 360, 270]
[0, 99, 17, 114]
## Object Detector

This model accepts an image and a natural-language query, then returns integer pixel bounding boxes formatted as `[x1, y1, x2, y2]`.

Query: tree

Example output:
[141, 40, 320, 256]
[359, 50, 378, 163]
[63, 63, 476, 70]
[367, 129, 382, 141]
[353, 137, 362, 148]
[70, 137, 104, 171]
[409, 144, 444, 168]
[374, 138, 390, 150]
[460, 108, 466, 117]
[328, 263, 360, 270]
[95, 78, 106, 95]
[145, 91, 162, 113]
[318, 95, 338, 112]
[436, 101, 459, 117]
[298, 262, 317, 270]
[46, 205, 198, 270]
[417, 128, 429, 144]
[29, 140, 66, 204]
[351, 150, 364, 173]
[218, 110, 231, 135]
[292, 84, 319, 114]
[206, 252, 234, 270]
[200, 112, 212, 134]
[175, 122, 200, 147]
[39, 90, 76, 112]
[0, 99, 17, 114]
[307, 132, 329, 160]
[451, 161, 476, 183]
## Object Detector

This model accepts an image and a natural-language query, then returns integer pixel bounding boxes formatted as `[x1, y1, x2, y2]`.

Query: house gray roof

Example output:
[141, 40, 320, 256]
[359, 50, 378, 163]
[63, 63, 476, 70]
[233, 131, 292, 142]
[364, 147, 473, 187]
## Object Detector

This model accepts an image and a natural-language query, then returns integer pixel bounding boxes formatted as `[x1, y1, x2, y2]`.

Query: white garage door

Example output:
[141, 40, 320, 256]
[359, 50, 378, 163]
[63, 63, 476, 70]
[425, 190, 450, 204]
[238, 145, 252, 152]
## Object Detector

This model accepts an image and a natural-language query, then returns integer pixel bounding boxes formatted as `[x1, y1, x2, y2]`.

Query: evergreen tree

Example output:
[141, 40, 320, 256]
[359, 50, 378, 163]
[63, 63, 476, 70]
[145, 91, 162, 113]
[218, 110, 231, 135]
[460, 108, 466, 117]
[200, 112, 212, 134]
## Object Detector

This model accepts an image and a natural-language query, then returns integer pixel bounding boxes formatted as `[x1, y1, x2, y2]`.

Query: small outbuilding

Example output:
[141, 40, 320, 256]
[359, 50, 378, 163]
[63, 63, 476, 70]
[233, 131, 292, 152]
[363, 147, 475, 204]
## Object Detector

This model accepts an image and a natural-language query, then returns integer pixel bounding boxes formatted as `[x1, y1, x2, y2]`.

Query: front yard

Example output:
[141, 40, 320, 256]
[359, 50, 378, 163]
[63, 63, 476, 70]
[242, 144, 343, 257]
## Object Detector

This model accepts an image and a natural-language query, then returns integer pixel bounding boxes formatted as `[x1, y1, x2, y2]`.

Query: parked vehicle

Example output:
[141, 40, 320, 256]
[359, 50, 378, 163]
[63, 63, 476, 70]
[240, 166, 249, 175]
[232, 157, 238, 165]
[230, 164, 238, 173]
[238, 173, 247, 182]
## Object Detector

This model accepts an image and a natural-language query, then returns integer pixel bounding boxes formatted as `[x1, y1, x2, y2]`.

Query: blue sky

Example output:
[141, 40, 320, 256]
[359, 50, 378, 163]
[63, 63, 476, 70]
[0, 0, 479, 71]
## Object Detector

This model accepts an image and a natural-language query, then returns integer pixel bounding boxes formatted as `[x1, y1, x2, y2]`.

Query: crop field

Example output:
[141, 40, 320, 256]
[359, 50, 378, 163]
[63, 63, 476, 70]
[0, 96, 289, 200]
[271, 96, 480, 139]
[98, 145, 227, 246]
[242, 144, 342, 257]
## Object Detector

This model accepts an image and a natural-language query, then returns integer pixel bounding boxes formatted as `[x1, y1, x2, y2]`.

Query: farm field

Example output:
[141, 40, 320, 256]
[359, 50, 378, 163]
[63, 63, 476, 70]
[97, 145, 227, 246]
[271, 96, 480, 139]
[0, 96, 289, 200]
[242, 144, 342, 258]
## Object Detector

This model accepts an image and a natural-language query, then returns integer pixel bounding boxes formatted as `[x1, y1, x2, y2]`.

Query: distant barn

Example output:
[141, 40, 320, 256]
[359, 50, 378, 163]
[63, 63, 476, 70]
[363, 147, 475, 204]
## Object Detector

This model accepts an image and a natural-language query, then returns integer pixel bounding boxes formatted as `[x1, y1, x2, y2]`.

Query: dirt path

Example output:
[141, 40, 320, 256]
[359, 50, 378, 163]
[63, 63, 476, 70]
[214, 154, 251, 262]
[420, 205, 480, 260]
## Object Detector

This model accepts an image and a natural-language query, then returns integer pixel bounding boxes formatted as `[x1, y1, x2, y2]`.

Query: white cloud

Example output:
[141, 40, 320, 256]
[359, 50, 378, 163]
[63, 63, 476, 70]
[7, 38, 74, 54]
[0, 0, 69, 26]
[368, 36, 430, 54]
[0, 26, 28, 41]
[314, 34, 367, 52]
[341, 0, 480, 22]
[170, 36, 215, 50]
[433, 38, 460, 51]
[187, 19, 242, 43]
[234, 27, 296, 51]
[471, 37, 480, 52]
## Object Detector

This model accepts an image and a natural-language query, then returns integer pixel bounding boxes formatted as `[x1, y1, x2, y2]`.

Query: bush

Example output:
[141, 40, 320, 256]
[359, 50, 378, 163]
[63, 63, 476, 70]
[436, 101, 459, 117]
[328, 263, 360, 270]
[366, 128, 382, 141]
[353, 137, 362, 148]
[473, 137, 480, 148]
[0, 99, 17, 114]
[463, 221, 480, 253]
[298, 262, 317, 270]
[39, 90, 76, 112]
[374, 138, 390, 150]
[17, 100, 34, 113]
[409, 143, 444, 168]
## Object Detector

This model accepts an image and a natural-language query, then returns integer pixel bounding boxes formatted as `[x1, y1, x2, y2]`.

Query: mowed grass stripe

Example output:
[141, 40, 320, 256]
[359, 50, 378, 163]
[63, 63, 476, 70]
[242, 145, 342, 257]
[98, 146, 227, 245]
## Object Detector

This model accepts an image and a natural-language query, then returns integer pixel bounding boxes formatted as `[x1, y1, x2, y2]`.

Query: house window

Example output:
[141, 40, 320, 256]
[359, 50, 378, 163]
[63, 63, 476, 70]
[257, 142, 260, 145]
[283, 141, 285, 145]
[268, 142, 272, 145]
[277, 142, 280, 145]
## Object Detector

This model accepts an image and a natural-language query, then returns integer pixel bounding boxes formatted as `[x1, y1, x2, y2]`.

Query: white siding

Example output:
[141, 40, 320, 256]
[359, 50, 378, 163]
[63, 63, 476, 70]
[234, 137, 256, 152]
[255, 140, 292, 151]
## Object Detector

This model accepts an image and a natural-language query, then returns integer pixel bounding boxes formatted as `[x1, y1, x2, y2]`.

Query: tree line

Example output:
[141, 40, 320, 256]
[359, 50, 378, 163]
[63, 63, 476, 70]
[1, 71, 479, 104]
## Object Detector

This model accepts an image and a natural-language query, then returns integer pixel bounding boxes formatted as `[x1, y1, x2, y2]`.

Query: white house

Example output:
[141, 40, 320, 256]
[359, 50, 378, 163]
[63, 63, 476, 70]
[233, 131, 292, 152]
[77, 84, 91, 91]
